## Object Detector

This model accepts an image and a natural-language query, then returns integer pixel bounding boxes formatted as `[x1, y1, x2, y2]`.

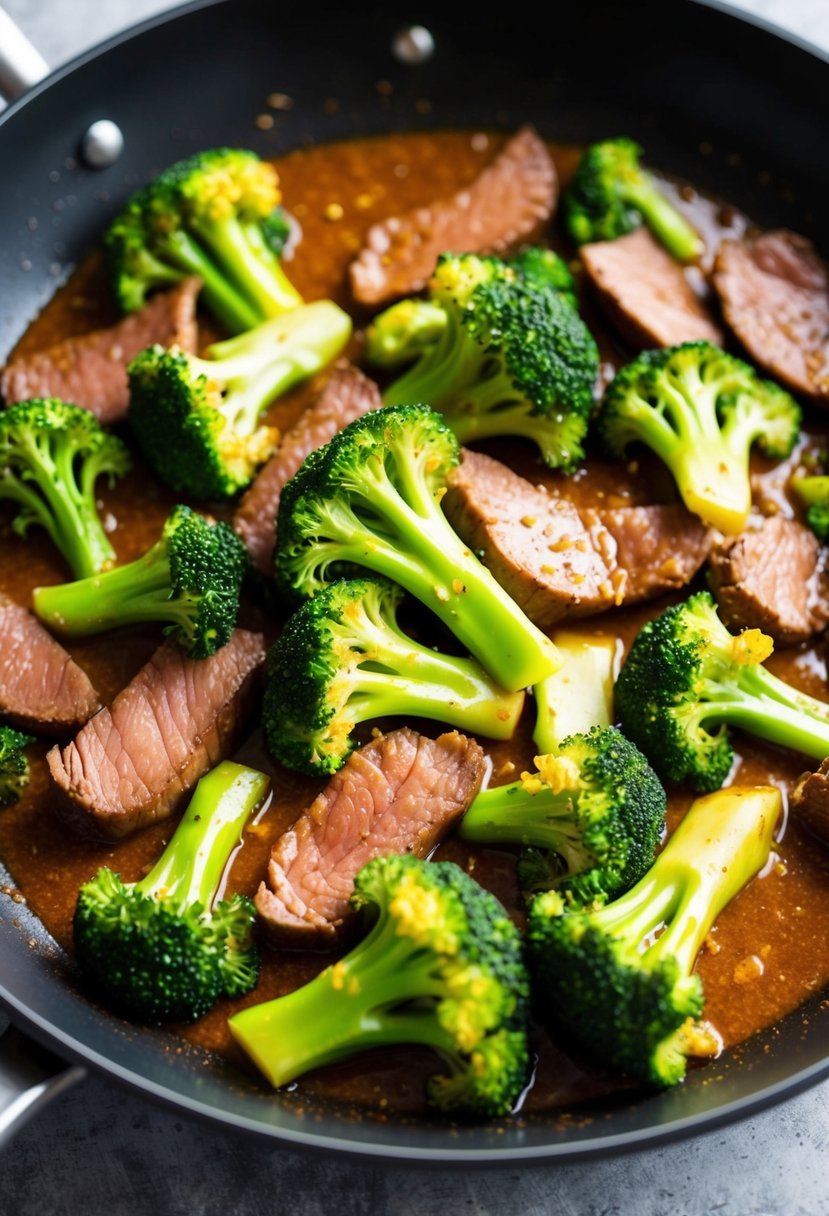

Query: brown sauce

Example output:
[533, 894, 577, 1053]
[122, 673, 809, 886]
[2, 131, 829, 1117]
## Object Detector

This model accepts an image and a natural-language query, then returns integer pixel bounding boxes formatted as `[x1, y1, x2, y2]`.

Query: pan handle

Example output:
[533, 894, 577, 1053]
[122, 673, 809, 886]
[0, 1019, 85, 1148]
[0, 7, 49, 103]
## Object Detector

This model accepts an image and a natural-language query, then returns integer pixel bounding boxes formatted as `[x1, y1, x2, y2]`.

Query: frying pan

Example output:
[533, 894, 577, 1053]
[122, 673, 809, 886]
[1, 0, 828, 1163]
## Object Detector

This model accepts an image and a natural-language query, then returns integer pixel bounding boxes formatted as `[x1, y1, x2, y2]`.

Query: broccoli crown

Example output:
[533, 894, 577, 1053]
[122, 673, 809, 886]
[564, 137, 702, 262]
[597, 341, 801, 534]
[73, 762, 268, 1023]
[274, 402, 559, 692]
[615, 590, 829, 791]
[382, 252, 598, 472]
[229, 854, 530, 1117]
[105, 148, 302, 334]
[460, 726, 666, 904]
[509, 246, 578, 310]
[263, 576, 524, 774]
[364, 298, 449, 370]
[0, 725, 34, 808]
[793, 475, 829, 541]
[528, 784, 780, 1085]
[0, 397, 131, 578]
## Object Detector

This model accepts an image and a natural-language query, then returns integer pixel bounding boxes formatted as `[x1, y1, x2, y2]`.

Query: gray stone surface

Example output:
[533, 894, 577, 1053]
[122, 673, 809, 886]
[1, 1, 829, 1212]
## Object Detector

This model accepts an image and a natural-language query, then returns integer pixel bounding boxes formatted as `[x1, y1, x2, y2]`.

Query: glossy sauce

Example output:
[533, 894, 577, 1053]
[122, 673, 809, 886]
[2, 131, 829, 1117]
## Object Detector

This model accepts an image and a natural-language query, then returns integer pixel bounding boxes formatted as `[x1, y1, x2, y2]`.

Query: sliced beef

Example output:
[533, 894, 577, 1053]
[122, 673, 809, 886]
[0, 593, 100, 735]
[713, 231, 829, 400]
[349, 126, 557, 307]
[47, 629, 264, 840]
[1, 278, 201, 423]
[581, 227, 724, 350]
[234, 363, 382, 575]
[708, 515, 829, 644]
[791, 758, 829, 845]
[583, 503, 711, 604]
[256, 727, 484, 945]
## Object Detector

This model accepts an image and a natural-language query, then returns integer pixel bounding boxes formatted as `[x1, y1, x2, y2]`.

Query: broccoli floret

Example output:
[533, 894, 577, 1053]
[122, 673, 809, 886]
[532, 630, 617, 756]
[264, 577, 525, 775]
[0, 726, 34, 808]
[0, 398, 130, 578]
[615, 590, 829, 792]
[460, 726, 665, 903]
[33, 505, 247, 659]
[228, 854, 530, 1118]
[128, 300, 351, 499]
[275, 403, 559, 692]
[365, 299, 449, 370]
[73, 761, 268, 1023]
[564, 138, 703, 262]
[528, 784, 779, 1085]
[792, 475, 829, 541]
[597, 342, 800, 535]
[105, 148, 303, 334]
[509, 247, 578, 311]
[382, 253, 598, 472]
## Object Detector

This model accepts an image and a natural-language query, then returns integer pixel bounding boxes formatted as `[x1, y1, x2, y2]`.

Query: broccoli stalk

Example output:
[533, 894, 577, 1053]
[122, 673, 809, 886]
[460, 726, 665, 903]
[275, 403, 560, 693]
[532, 630, 617, 756]
[264, 577, 525, 775]
[73, 761, 269, 1023]
[0, 726, 34, 808]
[228, 854, 530, 1118]
[793, 475, 829, 541]
[528, 784, 780, 1085]
[0, 398, 130, 578]
[382, 253, 598, 472]
[128, 300, 351, 500]
[615, 590, 829, 792]
[564, 138, 703, 262]
[33, 504, 247, 659]
[105, 148, 302, 334]
[598, 342, 800, 535]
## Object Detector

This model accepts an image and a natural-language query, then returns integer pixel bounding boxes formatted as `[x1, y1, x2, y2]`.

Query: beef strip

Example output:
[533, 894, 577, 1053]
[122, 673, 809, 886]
[1, 278, 201, 423]
[256, 727, 485, 945]
[708, 515, 829, 644]
[580, 227, 724, 350]
[791, 758, 829, 845]
[0, 593, 100, 735]
[47, 629, 264, 840]
[443, 450, 711, 628]
[233, 362, 382, 574]
[349, 126, 557, 307]
[713, 230, 829, 400]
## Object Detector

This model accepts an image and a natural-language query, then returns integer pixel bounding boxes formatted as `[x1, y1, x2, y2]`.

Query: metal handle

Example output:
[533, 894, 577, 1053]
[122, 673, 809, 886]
[0, 7, 49, 103]
[0, 1019, 85, 1148]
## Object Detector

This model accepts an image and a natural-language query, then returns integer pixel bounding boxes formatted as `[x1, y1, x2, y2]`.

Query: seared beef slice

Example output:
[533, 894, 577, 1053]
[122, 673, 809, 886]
[443, 450, 710, 627]
[234, 363, 382, 574]
[792, 758, 829, 845]
[0, 593, 100, 735]
[714, 231, 829, 400]
[47, 629, 264, 840]
[581, 228, 723, 350]
[708, 515, 829, 644]
[349, 126, 557, 306]
[1, 278, 201, 423]
[256, 728, 485, 943]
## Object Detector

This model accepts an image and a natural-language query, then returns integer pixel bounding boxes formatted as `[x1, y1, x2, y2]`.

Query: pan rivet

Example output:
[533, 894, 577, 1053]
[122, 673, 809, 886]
[80, 120, 125, 169]
[391, 25, 435, 65]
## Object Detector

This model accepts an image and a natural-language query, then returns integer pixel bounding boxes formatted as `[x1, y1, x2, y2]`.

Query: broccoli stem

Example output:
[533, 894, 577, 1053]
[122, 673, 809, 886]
[191, 214, 302, 319]
[158, 228, 262, 334]
[622, 178, 702, 263]
[382, 312, 480, 411]
[698, 663, 829, 763]
[137, 762, 269, 909]
[460, 784, 595, 872]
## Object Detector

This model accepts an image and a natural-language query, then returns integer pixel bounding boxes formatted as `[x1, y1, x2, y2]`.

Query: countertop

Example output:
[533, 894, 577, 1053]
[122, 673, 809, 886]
[1, 1, 829, 1212]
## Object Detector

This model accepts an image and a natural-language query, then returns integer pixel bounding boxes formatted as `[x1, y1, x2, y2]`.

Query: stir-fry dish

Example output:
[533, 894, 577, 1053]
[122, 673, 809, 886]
[2, 128, 829, 1123]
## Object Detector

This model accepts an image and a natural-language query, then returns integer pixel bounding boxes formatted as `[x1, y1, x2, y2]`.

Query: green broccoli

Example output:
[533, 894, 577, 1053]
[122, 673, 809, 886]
[528, 784, 779, 1086]
[73, 761, 269, 1023]
[105, 148, 302, 334]
[615, 590, 829, 792]
[597, 342, 800, 535]
[532, 630, 617, 756]
[460, 726, 665, 903]
[0, 398, 130, 578]
[381, 253, 598, 472]
[228, 854, 530, 1118]
[0, 726, 34, 808]
[127, 300, 351, 500]
[792, 475, 829, 541]
[275, 403, 559, 692]
[509, 246, 578, 310]
[32, 504, 247, 659]
[564, 138, 703, 262]
[264, 577, 525, 775]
